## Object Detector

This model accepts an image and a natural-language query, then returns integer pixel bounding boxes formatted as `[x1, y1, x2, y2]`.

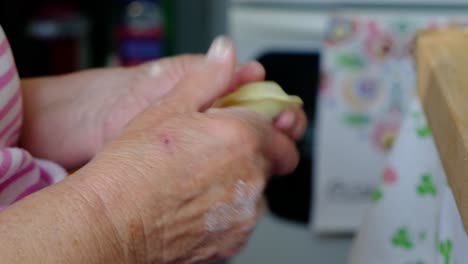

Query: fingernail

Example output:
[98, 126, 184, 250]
[207, 36, 232, 62]
[275, 111, 296, 129]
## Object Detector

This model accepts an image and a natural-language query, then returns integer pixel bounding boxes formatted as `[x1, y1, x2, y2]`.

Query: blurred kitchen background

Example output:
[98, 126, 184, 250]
[3, 0, 468, 263]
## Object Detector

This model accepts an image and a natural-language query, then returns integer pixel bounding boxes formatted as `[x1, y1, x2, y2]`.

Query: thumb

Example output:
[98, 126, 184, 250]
[161, 36, 237, 112]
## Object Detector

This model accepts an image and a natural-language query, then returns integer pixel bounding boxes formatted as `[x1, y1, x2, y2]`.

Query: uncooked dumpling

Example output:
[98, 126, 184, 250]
[212, 81, 303, 121]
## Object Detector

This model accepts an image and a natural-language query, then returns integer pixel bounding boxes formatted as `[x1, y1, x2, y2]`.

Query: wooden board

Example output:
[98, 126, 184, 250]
[416, 28, 468, 232]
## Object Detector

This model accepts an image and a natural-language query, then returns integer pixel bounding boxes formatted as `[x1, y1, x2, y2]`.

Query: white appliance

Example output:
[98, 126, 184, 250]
[227, 1, 468, 263]
[228, 2, 348, 264]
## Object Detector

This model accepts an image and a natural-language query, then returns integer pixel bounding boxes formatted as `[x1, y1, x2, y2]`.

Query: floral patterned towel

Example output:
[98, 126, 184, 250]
[313, 13, 468, 233]
[348, 98, 468, 264]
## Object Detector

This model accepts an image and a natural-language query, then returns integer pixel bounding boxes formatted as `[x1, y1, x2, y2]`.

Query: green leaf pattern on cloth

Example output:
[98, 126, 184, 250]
[439, 240, 453, 264]
[417, 126, 431, 138]
[372, 187, 383, 203]
[412, 110, 431, 138]
[344, 113, 370, 127]
[417, 174, 437, 197]
[392, 228, 414, 250]
[334, 17, 468, 264]
[336, 53, 366, 69]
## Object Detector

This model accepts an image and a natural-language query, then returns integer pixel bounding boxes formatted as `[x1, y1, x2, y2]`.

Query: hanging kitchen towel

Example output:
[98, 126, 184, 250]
[348, 98, 468, 264]
[312, 13, 468, 233]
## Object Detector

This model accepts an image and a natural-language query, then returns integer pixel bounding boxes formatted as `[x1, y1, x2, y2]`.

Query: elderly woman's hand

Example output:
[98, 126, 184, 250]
[0, 38, 306, 264]
[20, 49, 266, 170]
[72, 38, 305, 263]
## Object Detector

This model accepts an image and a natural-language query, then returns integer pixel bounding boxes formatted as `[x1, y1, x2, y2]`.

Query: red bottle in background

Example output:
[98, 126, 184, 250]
[115, 0, 164, 66]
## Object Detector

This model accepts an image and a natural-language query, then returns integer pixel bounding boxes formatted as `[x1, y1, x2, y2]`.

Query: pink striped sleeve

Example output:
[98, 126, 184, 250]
[0, 148, 66, 208]
[0, 38, 9, 56]
[0, 64, 17, 89]
[0, 27, 67, 210]
[0, 27, 22, 147]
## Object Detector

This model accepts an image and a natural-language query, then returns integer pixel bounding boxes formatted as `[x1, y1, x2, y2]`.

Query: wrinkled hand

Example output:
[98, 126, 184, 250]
[74, 38, 306, 263]
[20, 52, 267, 169]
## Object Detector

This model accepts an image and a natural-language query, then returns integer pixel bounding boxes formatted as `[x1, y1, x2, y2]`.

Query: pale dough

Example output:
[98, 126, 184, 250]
[213, 81, 303, 121]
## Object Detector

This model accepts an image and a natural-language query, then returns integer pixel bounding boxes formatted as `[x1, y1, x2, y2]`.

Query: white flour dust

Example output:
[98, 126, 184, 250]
[205, 180, 262, 233]
[147, 62, 162, 77]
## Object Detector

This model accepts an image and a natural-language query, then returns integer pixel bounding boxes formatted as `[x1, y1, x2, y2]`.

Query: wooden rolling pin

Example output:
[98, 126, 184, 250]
[416, 28, 468, 231]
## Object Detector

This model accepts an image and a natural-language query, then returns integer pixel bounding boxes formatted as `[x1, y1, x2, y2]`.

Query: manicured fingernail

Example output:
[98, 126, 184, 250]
[275, 111, 296, 129]
[207, 36, 232, 62]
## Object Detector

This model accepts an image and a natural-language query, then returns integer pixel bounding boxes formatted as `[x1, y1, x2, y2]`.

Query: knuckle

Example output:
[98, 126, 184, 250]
[212, 118, 260, 149]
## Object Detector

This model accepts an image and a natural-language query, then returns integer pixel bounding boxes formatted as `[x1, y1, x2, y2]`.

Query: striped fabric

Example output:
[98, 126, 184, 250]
[0, 26, 66, 210]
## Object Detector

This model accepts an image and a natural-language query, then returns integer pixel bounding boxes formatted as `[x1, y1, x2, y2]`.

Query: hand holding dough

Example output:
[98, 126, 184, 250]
[212, 81, 303, 121]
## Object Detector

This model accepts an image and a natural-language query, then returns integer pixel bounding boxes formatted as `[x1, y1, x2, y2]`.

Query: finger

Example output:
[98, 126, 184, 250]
[228, 61, 266, 91]
[238, 109, 300, 175]
[292, 108, 308, 140]
[212, 107, 300, 176]
[139, 57, 263, 108]
[273, 107, 308, 140]
[266, 129, 300, 176]
[142, 56, 261, 85]
[273, 110, 296, 137]
[161, 36, 238, 112]
[133, 55, 207, 104]
[142, 54, 205, 78]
